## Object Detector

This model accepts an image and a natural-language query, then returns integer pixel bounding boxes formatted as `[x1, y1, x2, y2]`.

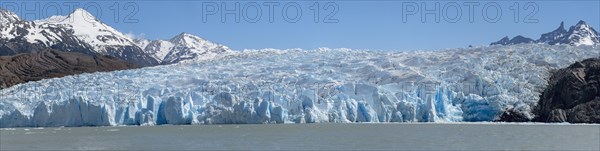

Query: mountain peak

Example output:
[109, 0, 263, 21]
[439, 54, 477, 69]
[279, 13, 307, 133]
[562, 20, 599, 46]
[32, 8, 97, 24]
[490, 36, 510, 45]
[72, 8, 93, 16]
[152, 32, 230, 64]
[537, 21, 570, 44]
[514, 35, 526, 38]
[491, 35, 534, 45]
[65, 8, 98, 22]
[170, 32, 207, 44]
[571, 20, 591, 29]
[174, 32, 204, 40]
[558, 21, 565, 31]
[178, 32, 192, 36]
[570, 20, 594, 32]
[0, 8, 20, 24]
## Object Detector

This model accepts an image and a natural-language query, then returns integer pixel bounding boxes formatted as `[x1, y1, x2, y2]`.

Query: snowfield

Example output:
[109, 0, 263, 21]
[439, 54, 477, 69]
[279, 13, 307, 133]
[0, 44, 598, 127]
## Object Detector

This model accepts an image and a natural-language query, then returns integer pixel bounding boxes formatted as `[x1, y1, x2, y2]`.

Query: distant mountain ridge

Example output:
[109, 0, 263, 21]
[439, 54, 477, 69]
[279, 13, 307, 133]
[490, 35, 535, 46]
[0, 8, 230, 66]
[491, 21, 600, 46]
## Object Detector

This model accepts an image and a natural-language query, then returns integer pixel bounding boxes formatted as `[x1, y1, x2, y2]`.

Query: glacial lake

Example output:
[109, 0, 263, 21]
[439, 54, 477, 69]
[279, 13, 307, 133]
[1, 123, 599, 150]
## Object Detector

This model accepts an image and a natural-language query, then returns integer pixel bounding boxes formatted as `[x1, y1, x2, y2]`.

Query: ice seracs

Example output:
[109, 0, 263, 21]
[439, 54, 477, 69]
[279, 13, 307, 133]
[1, 44, 598, 127]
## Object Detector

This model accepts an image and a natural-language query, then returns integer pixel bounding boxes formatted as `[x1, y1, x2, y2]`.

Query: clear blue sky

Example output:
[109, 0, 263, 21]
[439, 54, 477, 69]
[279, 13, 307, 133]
[2, 0, 599, 51]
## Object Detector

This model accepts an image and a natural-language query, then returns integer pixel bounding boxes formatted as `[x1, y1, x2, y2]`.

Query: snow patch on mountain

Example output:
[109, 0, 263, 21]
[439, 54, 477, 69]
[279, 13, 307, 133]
[141, 40, 174, 62]
[0, 9, 22, 39]
[133, 39, 150, 51]
[0, 8, 20, 25]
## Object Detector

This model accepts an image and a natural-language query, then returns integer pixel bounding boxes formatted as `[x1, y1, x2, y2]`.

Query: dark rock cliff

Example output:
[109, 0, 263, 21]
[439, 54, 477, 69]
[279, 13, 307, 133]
[0, 49, 136, 89]
[533, 58, 600, 123]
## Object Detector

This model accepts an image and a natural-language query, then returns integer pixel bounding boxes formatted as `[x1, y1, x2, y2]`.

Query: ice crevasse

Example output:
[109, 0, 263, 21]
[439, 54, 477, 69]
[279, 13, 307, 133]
[1, 44, 598, 127]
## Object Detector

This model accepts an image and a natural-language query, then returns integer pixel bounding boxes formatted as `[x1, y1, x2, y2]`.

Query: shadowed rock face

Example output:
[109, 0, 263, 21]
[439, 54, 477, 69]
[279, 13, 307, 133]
[496, 108, 531, 122]
[534, 58, 600, 123]
[0, 49, 136, 89]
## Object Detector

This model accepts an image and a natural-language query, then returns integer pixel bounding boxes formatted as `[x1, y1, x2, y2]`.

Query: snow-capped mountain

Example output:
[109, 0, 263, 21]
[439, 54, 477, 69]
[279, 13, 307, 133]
[492, 21, 599, 46]
[139, 33, 231, 64]
[538, 22, 568, 45]
[556, 20, 600, 46]
[1, 8, 54, 55]
[0, 9, 19, 25]
[0, 8, 158, 66]
[34, 9, 140, 53]
[1, 8, 231, 66]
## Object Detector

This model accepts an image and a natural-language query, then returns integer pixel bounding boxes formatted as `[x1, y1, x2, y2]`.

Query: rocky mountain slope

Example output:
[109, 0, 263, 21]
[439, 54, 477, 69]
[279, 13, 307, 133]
[0, 49, 136, 89]
[498, 57, 600, 123]
[533, 58, 600, 123]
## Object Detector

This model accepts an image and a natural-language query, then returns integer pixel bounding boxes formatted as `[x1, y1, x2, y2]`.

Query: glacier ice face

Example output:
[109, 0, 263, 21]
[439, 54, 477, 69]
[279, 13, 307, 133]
[0, 44, 598, 127]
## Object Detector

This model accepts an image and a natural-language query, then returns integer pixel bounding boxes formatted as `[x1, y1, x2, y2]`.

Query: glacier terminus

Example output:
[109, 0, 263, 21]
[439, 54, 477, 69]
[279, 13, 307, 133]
[0, 44, 598, 127]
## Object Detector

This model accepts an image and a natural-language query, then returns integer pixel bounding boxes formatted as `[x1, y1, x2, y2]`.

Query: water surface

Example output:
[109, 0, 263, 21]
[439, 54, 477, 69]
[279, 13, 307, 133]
[1, 123, 599, 150]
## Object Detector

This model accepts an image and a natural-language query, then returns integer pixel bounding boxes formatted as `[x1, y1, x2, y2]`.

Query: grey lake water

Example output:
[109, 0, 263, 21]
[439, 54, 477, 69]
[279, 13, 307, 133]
[1, 123, 599, 150]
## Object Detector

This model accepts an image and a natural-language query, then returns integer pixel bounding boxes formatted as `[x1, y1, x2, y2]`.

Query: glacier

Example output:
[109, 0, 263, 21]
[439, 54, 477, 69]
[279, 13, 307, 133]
[0, 44, 598, 127]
